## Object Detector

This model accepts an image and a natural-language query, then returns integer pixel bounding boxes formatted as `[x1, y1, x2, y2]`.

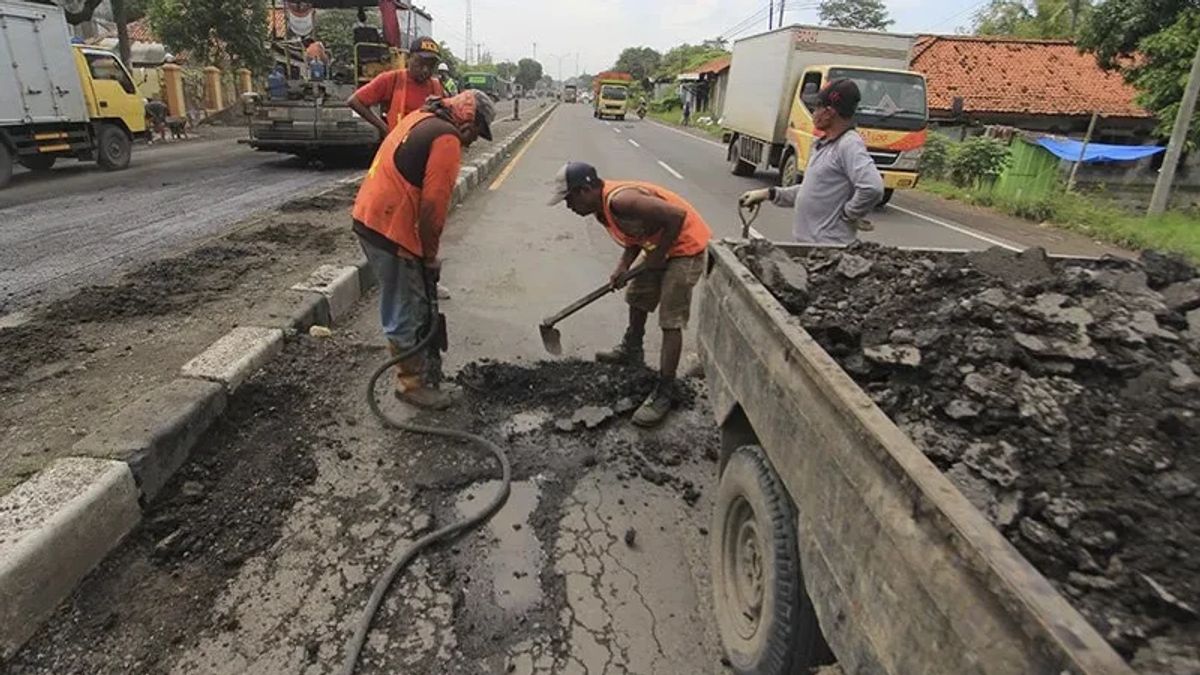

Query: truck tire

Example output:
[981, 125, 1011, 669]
[877, 188, 894, 208]
[712, 445, 830, 675]
[729, 137, 755, 177]
[96, 124, 132, 171]
[0, 144, 12, 188]
[19, 155, 56, 172]
[779, 152, 800, 187]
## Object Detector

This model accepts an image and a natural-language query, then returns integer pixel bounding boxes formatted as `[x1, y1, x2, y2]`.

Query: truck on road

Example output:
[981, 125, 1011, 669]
[593, 71, 632, 120]
[723, 25, 928, 205]
[1, 0, 147, 188]
[697, 242, 1133, 675]
[563, 84, 578, 103]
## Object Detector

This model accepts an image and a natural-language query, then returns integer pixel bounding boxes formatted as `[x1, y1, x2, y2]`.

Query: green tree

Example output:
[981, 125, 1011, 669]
[495, 61, 518, 81]
[314, 9, 380, 66]
[654, 43, 728, 79]
[1130, 11, 1200, 144]
[614, 46, 662, 89]
[818, 0, 894, 30]
[1077, 0, 1196, 69]
[973, 0, 1090, 38]
[516, 58, 543, 90]
[948, 136, 1010, 187]
[146, 0, 269, 69]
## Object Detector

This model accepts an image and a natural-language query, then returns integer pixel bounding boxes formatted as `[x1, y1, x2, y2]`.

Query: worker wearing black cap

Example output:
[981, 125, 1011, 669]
[740, 78, 884, 244]
[347, 36, 446, 137]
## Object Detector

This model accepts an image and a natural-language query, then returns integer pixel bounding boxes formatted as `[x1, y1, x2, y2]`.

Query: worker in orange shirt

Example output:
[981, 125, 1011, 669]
[347, 36, 445, 137]
[548, 162, 713, 427]
[303, 37, 329, 80]
[352, 90, 496, 409]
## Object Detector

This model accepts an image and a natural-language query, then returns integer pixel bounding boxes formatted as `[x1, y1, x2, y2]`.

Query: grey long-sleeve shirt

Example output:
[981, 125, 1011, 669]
[773, 129, 885, 244]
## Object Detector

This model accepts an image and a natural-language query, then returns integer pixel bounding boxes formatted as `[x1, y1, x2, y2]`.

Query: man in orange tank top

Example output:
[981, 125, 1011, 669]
[549, 162, 712, 427]
[353, 91, 495, 409]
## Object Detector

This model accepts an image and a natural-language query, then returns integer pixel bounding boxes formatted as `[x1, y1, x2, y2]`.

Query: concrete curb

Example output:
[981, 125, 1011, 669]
[0, 102, 559, 658]
[0, 458, 140, 659]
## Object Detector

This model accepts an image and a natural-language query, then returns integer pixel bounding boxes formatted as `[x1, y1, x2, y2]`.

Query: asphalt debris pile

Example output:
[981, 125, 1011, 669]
[278, 184, 357, 213]
[737, 240, 1200, 668]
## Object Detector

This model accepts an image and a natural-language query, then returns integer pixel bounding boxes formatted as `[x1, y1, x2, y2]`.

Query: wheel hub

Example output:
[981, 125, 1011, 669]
[724, 498, 765, 640]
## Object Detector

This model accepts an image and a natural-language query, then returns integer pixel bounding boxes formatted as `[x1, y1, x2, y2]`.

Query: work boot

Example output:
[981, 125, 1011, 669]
[595, 330, 645, 366]
[393, 353, 454, 410]
[632, 383, 674, 428]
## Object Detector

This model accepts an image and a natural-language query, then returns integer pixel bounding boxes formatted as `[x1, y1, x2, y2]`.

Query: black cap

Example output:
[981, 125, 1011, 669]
[817, 78, 861, 118]
[548, 162, 600, 205]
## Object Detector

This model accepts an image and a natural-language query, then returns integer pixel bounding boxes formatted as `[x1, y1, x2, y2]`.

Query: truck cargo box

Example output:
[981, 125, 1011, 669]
[0, 0, 89, 127]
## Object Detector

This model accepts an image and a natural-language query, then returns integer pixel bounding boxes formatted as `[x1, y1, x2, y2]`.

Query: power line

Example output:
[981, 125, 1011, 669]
[929, 0, 992, 30]
[719, 4, 772, 41]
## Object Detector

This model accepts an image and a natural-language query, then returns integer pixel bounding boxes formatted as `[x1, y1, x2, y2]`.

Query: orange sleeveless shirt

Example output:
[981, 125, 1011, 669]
[599, 180, 711, 257]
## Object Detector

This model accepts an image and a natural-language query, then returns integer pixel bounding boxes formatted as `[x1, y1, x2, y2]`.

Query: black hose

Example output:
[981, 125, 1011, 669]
[338, 304, 512, 675]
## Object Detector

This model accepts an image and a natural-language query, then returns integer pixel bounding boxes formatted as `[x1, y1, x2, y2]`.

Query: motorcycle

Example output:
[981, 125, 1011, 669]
[636, 104, 647, 120]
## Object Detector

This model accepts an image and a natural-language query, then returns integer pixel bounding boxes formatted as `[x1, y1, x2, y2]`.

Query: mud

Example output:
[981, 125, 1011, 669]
[278, 185, 357, 213]
[739, 241, 1200, 668]
[0, 323, 68, 384]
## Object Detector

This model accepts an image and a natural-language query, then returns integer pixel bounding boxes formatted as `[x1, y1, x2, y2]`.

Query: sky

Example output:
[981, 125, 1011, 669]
[425, 0, 987, 77]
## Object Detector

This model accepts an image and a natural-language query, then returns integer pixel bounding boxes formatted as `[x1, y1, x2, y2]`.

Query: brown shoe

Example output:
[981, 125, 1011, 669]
[397, 385, 454, 410]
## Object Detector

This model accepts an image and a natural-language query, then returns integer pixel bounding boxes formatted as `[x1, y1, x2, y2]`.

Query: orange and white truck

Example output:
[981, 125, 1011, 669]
[723, 25, 928, 205]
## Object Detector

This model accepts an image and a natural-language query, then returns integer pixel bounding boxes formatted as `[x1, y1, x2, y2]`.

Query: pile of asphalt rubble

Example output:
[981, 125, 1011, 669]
[737, 240, 1200, 671]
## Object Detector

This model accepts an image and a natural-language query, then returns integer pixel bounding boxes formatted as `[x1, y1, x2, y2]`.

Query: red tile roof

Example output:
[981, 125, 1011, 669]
[684, 55, 731, 76]
[910, 35, 1151, 119]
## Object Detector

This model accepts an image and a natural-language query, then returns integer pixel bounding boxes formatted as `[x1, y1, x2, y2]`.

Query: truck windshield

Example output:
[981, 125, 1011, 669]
[601, 85, 627, 101]
[829, 68, 926, 131]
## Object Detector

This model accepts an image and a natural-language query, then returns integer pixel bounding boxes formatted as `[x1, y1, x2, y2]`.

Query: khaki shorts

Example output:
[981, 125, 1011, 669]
[626, 252, 707, 330]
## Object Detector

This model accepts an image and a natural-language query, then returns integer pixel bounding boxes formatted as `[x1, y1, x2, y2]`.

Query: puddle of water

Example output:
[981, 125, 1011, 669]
[457, 480, 544, 613]
[500, 410, 551, 438]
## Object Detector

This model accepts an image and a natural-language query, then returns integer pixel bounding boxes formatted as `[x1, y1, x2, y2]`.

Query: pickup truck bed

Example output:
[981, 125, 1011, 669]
[697, 241, 1134, 674]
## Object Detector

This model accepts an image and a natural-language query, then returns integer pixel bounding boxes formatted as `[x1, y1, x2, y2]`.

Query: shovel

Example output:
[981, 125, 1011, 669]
[539, 266, 651, 355]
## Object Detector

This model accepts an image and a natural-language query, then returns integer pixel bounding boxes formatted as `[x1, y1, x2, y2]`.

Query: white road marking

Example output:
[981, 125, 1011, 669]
[657, 160, 684, 180]
[614, 127, 622, 133]
[648, 120, 726, 149]
[628, 139, 640, 147]
[603, 120, 611, 126]
[887, 204, 1023, 251]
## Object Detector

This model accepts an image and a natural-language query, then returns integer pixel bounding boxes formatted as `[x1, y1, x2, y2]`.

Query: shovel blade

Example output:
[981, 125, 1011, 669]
[539, 324, 563, 355]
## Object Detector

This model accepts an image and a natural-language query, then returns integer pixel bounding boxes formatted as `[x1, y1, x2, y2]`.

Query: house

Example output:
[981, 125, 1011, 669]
[677, 54, 730, 119]
[910, 36, 1157, 142]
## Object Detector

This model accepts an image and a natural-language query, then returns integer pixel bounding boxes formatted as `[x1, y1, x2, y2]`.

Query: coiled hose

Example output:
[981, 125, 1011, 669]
[338, 296, 512, 675]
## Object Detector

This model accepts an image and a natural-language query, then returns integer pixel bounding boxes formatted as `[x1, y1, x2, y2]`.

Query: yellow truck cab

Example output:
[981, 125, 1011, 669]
[1, 0, 146, 187]
[787, 64, 926, 197]
[593, 72, 632, 120]
[723, 25, 928, 206]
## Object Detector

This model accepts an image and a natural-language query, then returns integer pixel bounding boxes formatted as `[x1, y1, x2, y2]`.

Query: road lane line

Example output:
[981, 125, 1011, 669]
[628, 139, 640, 148]
[489, 112, 553, 191]
[657, 160, 684, 180]
[614, 128, 622, 133]
[887, 204, 1023, 251]
[648, 120, 726, 149]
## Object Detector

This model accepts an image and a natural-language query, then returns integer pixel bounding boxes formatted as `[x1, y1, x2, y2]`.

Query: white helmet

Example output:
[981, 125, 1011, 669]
[438, 62, 450, 72]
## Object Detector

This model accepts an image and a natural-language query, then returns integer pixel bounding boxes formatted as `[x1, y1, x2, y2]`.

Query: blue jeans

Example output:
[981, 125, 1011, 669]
[358, 235, 442, 384]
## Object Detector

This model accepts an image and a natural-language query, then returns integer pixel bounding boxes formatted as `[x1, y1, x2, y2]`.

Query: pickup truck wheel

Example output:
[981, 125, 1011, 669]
[713, 445, 829, 675]
[779, 152, 800, 187]
[19, 155, 56, 172]
[729, 138, 755, 177]
[96, 124, 132, 171]
[877, 188, 894, 208]
[0, 144, 12, 188]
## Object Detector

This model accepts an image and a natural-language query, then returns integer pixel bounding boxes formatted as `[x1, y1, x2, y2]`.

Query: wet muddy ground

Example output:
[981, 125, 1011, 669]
[8, 322, 726, 674]
[741, 241, 1200, 671]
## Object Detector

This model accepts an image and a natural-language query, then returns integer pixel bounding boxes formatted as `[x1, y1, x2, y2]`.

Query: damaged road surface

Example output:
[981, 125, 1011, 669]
[7, 106, 727, 674]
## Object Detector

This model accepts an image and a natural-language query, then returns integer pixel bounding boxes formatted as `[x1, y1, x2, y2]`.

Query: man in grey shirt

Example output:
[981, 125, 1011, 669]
[740, 79, 884, 244]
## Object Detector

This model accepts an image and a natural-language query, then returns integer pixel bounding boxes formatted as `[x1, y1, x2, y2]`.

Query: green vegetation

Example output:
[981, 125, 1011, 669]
[647, 106, 724, 140]
[972, 0, 1091, 38]
[818, 0, 894, 30]
[920, 179, 1200, 261]
[146, 0, 268, 69]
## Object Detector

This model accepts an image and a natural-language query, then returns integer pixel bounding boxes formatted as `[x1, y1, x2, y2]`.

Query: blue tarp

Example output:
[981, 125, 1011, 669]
[1035, 137, 1166, 163]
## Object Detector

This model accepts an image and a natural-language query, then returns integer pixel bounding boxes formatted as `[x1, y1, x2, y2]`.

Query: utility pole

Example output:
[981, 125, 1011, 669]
[1069, 0, 1080, 32]
[768, 1, 774, 29]
[575, 53, 580, 78]
[533, 42, 537, 60]
[465, 0, 473, 64]
[1067, 111, 1099, 192]
[779, 0, 786, 25]
[1149, 36, 1200, 215]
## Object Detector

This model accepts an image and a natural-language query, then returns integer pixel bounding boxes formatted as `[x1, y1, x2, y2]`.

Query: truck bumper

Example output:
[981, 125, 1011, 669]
[880, 170, 919, 190]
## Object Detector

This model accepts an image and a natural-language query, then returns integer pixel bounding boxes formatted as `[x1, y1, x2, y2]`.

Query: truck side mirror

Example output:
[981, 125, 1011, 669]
[801, 82, 819, 108]
[951, 96, 964, 119]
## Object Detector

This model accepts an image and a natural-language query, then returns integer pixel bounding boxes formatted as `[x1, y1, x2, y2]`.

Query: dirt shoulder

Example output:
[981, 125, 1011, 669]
[893, 189, 1133, 258]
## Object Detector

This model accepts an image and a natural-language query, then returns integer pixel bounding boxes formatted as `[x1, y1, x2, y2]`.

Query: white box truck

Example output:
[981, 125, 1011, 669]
[723, 25, 928, 205]
[1, 0, 147, 187]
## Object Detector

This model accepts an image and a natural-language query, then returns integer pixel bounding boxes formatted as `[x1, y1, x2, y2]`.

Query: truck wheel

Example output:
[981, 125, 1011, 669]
[877, 188, 894, 208]
[0, 144, 12, 188]
[19, 155, 56, 172]
[779, 152, 801, 187]
[96, 124, 132, 171]
[729, 138, 755, 177]
[713, 445, 830, 675]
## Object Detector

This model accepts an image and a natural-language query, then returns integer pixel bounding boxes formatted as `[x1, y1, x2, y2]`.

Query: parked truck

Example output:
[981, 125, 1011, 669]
[0, 0, 147, 188]
[697, 241, 1133, 675]
[723, 25, 928, 205]
[593, 71, 632, 120]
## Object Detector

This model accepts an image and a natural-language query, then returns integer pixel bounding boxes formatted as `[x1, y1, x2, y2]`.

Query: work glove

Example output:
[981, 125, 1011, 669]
[739, 188, 771, 208]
